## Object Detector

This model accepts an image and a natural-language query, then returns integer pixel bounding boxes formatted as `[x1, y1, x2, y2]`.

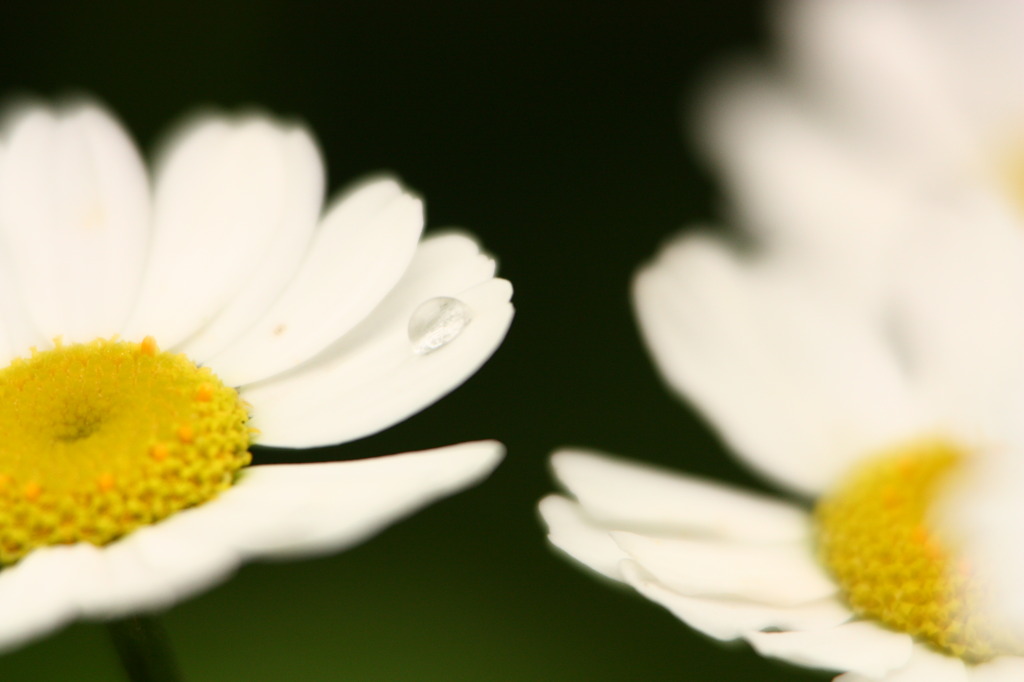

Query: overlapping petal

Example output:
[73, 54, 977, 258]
[0, 100, 511, 653]
[0, 103, 150, 346]
[0, 442, 503, 654]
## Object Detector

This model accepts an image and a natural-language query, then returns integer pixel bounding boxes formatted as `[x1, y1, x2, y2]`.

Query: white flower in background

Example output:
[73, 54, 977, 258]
[698, 0, 1024, 310]
[542, 2, 1024, 677]
[542, 197, 1024, 679]
[0, 100, 513, 652]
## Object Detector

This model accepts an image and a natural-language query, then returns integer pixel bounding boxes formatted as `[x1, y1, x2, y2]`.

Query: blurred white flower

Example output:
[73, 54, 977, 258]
[542, 2, 1024, 676]
[697, 0, 1024, 311]
[0, 100, 513, 651]
[543, 201, 1024, 678]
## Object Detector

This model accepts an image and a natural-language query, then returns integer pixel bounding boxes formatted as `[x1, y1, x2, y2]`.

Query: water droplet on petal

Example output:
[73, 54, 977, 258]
[408, 297, 472, 355]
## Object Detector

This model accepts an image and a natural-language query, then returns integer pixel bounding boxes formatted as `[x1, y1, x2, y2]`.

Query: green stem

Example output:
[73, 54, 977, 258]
[107, 615, 183, 682]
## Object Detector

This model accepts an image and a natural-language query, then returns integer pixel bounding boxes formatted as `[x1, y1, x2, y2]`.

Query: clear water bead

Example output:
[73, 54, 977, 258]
[408, 297, 473, 355]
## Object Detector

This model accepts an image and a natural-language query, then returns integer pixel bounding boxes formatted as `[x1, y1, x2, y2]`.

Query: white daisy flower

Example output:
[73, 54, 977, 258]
[0, 99, 513, 652]
[541, 190, 1024, 680]
[697, 0, 1024, 310]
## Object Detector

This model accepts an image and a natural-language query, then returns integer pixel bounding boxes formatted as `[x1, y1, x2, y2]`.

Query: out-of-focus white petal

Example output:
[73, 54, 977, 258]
[205, 177, 423, 386]
[124, 116, 323, 348]
[0, 103, 150, 344]
[835, 645, 968, 682]
[970, 657, 1024, 682]
[611, 532, 835, 606]
[697, 65, 919, 311]
[243, 234, 513, 448]
[778, 0, 976, 173]
[910, 0, 1024, 140]
[746, 621, 914, 678]
[620, 561, 852, 641]
[881, 646, 966, 682]
[937, 451, 1024, 638]
[539, 495, 629, 581]
[192, 440, 504, 559]
[893, 195, 1024, 440]
[550, 449, 809, 542]
[634, 234, 923, 495]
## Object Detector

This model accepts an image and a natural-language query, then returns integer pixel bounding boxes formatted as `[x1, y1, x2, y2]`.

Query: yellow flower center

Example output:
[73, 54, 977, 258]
[0, 337, 251, 565]
[815, 440, 1021, 662]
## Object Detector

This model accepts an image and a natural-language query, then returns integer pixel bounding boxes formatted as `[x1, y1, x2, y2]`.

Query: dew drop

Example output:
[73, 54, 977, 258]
[408, 297, 472, 355]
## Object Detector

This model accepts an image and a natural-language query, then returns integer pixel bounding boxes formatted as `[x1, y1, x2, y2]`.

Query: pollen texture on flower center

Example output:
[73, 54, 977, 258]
[0, 337, 252, 564]
[815, 441, 1022, 662]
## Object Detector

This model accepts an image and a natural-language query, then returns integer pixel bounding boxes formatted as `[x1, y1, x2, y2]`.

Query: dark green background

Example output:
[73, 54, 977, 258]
[0, 2, 828, 680]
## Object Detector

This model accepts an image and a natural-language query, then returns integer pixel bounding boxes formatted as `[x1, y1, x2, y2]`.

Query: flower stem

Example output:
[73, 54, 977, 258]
[107, 615, 183, 682]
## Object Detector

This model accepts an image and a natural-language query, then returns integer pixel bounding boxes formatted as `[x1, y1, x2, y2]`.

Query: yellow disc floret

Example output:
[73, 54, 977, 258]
[815, 440, 1020, 662]
[0, 337, 251, 564]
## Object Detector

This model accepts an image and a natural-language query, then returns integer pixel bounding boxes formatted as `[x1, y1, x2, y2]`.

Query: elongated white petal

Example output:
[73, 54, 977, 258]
[835, 645, 968, 682]
[539, 495, 629, 581]
[634, 234, 922, 495]
[244, 233, 513, 447]
[971, 657, 1024, 682]
[123, 115, 323, 348]
[0, 441, 502, 650]
[550, 449, 809, 543]
[174, 133, 325, 362]
[746, 621, 914, 678]
[0, 103, 150, 344]
[611, 532, 835, 606]
[620, 560, 852, 641]
[203, 440, 503, 559]
[205, 177, 423, 385]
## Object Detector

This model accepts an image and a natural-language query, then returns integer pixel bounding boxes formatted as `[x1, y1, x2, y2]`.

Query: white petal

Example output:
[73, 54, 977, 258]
[909, 0, 1024, 139]
[539, 495, 629, 581]
[835, 645, 968, 682]
[892, 195, 1024, 441]
[175, 133, 325, 363]
[746, 621, 914, 678]
[938, 452, 1024, 637]
[124, 115, 323, 348]
[620, 560, 852, 641]
[696, 65, 919, 309]
[0, 102, 150, 344]
[633, 234, 922, 495]
[0, 250, 44, 363]
[876, 645, 966, 682]
[0, 441, 501, 651]
[550, 449, 809, 543]
[971, 657, 1024, 682]
[204, 177, 423, 385]
[778, 0, 976, 174]
[243, 233, 513, 448]
[611, 531, 835, 606]
[72, 515, 240, 618]
[0, 139, 38, 361]
[193, 440, 504, 559]
[0, 545, 85, 653]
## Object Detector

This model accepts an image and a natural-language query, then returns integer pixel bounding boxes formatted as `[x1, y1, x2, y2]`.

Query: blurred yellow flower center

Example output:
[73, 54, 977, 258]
[0, 337, 251, 565]
[815, 441, 1019, 662]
